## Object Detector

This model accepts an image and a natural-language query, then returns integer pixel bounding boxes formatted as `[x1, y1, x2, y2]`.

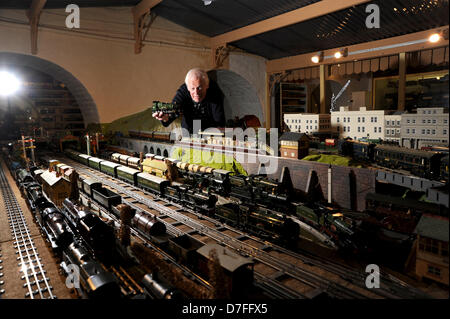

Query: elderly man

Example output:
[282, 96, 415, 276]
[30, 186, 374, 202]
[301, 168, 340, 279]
[153, 68, 225, 134]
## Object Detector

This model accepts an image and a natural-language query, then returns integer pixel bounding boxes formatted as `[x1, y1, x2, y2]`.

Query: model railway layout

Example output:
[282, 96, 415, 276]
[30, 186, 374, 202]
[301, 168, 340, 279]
[52, 152, 429, 299]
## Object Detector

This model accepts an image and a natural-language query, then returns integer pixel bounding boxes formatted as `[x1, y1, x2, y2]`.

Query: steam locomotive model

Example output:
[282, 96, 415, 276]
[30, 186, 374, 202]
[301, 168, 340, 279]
[152, 100, 181, 115]
[15, 172, 122, 298]
[295, 202, 363, 251]
[338, 140, 448, 181]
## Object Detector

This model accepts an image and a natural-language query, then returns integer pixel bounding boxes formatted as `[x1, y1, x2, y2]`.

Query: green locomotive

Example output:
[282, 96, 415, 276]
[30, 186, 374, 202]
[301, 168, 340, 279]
[152, 101, 181, 115]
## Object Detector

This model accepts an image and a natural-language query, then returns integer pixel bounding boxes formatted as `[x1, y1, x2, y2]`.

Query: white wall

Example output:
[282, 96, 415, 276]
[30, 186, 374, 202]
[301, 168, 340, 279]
[0, 8, 212, 123]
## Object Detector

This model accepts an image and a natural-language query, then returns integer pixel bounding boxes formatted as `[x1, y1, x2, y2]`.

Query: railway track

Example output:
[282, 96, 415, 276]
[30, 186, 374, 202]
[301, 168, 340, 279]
[0, 166, 55, 299]
[61, 157, 418, 299]
[55, 155, 431, 299]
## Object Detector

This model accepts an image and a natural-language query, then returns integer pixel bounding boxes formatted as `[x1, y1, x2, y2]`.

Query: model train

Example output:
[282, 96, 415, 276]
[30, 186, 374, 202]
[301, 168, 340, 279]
[338, 140, 448, 181]
[64, 148, 300, 245]
[16, 174, 122, 298]
[13, 163, 187, 299]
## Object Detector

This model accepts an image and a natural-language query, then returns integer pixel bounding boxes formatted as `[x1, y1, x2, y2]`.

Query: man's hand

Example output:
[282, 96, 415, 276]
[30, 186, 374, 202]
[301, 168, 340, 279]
[152, 111, 169, 122]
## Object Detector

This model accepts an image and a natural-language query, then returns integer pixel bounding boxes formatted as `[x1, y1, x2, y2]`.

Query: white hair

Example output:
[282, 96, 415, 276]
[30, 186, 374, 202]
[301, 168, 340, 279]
[185, 68, 209, 86]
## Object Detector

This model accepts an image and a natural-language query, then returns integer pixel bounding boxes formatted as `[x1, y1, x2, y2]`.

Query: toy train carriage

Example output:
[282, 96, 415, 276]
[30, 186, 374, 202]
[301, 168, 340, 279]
[373, 145, 445, 179]
[118, 154, 131, 166]
[128, 130, 145, 139]
[92, 187, 122, 211]
[65, 149, 81, 161]
[127, 156, 141, 170]
[78, 154, 91, 166]
[136, 172, 170, 194]
[168, 234, 204, 268]
[81, 178, 102, 198]
[99, 160, 120, 177]
[111, 153, 122, 164]
[132, 210, 167, 237]
[152, 131, 174, 142]
[88, 157, 103, 170]
[117, 166, 140, 185]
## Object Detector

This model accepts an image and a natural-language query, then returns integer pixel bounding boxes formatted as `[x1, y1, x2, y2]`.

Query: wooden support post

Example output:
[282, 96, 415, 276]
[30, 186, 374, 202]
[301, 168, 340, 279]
[265, 72, 271, 129]
[26, 0, 47, 55]
[398, 52, 406, 111]
[320, 64, 326, 114]
[132, 0, 161, 54]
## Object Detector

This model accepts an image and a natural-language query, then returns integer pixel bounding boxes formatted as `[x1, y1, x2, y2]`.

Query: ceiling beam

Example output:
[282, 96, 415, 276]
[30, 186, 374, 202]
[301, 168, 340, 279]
[266, 26, 449, 74]
[132, 0, 162, 54]
[211, 0, 371, 48]
[26, 0, 47, 55]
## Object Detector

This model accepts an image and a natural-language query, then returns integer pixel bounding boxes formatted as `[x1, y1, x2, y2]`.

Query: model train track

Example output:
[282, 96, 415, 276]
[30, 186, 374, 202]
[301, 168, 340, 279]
[0, 166, 55, 299]
[62, 158, 388, 299]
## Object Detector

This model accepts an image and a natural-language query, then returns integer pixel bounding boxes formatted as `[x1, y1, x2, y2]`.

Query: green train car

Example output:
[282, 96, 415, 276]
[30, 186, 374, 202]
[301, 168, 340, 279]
[136, 172, 169, 194]
[152, 101, 180, 115]
[116, 166, 140, 185]
[88, 157, 104, 170]
[99, 160, 120, 177]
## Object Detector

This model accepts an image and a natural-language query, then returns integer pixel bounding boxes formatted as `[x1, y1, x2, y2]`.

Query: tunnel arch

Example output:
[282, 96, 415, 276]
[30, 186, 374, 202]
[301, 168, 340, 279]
[0, 52, 100, 126]
[207, 69, 264, 125]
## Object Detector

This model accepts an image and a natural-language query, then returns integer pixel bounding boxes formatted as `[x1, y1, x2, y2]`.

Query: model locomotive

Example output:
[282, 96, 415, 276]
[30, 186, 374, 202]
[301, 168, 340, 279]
[152, 100, 181, 115]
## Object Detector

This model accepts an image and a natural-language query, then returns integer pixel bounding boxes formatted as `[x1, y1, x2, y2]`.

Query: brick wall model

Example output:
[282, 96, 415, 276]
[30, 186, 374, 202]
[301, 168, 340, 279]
[239, 155, 376, 212]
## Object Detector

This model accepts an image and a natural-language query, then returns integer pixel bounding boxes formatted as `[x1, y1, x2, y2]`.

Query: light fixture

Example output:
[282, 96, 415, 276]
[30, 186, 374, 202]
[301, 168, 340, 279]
[334, 48, 348, 59]
[0, 71, 21, 96]
[429, 29, 449, 43]
[429, 33, 441, 43]
[203, 0, 215, 5]
[311, 51, 324, 63]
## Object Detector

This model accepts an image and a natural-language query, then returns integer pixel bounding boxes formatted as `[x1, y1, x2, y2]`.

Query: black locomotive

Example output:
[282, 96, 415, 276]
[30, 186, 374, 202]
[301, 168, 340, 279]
[12, 166, 122, 299]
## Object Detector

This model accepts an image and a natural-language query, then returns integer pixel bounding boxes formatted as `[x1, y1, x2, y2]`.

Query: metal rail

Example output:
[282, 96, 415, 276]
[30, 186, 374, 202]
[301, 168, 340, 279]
[0, 166, 55, 299]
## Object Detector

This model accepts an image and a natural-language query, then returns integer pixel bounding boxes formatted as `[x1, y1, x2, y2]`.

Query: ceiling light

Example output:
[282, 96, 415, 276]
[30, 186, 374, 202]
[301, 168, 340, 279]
[0, 71, 21, 96]
[311, 51, 324, 63]
[429, 33, 440, 43]
[334, 48, 348, 59]
[203, 0, 215, 5]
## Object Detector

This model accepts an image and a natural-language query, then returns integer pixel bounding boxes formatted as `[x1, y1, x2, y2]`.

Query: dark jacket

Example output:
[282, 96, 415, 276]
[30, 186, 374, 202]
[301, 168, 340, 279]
[161, 80, 225, 134]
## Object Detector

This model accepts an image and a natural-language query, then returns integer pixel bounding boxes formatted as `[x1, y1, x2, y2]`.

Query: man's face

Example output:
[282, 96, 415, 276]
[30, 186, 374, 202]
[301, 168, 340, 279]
[187, 76, 208, 103]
